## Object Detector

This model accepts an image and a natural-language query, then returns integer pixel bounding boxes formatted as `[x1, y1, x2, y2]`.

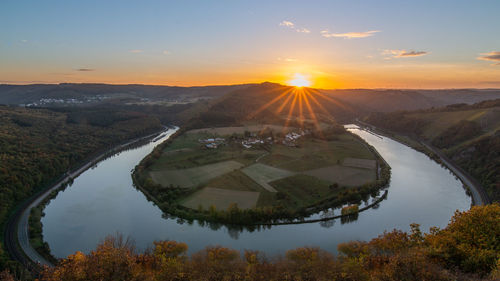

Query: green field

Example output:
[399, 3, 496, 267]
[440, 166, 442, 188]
[144, 126, 380, 212]
[270, 174, 336, 210]
[241, 163, 294, 192]
[260, 135, 375, 172]
[304, 165, 375, 187]
[149, 160, 244, 188]
[181, 187, 260, 210]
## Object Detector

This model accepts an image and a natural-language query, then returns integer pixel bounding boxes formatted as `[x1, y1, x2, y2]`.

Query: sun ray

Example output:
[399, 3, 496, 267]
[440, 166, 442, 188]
[308, 88, 355, 113]
[276, 90, 295, 114]
[302, 89, 322, 132]
[298, 89, 305, 127]
[246, 88, 293, 120]
[283, 89, 299, 133]
[304, 88, 336, 123]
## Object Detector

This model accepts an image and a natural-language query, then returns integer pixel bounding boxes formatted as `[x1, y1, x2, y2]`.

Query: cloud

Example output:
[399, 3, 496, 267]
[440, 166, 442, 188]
[163, 50, 171, 55]
[279, 20, 310, 33]
[477, 51, 500, 65]
[321, 30, 380, 38]
[129, 49, 143, 53]
[296, 28, 310, 33]
[382, 49, 428, 58]
[398, 51, 428, 57]
[76, 68, 94, 72]
[279, 20, 294, 27]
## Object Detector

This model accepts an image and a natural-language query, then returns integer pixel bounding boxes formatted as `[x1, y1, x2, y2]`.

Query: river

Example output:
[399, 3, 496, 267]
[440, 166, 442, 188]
[41, 125, 471, 258]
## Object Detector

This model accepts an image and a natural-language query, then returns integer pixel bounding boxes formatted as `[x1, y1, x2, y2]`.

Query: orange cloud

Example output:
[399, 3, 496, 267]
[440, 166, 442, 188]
[477, 51, 500, 65]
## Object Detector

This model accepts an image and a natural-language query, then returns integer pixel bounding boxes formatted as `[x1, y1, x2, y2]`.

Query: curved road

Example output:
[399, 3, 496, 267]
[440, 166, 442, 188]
[419, 141, 488, 206]
[5, 128, 170, 270]
[355, 120, 489, 206]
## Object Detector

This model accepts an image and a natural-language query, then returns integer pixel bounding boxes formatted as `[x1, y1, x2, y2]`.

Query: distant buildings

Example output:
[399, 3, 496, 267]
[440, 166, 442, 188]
[199, 137, 225, 149]
[198, 129, 310, 149]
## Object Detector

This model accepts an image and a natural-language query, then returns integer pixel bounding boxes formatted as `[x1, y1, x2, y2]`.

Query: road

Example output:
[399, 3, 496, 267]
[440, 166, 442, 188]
[5, 128, 170, 271]
[355, 120, 489, 206]
[420, 141, 488, 206]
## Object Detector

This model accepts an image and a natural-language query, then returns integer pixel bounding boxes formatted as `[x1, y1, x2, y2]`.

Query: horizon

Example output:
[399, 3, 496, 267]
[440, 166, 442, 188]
[1, 0, 500, 88]
[2, 81, 500, 91]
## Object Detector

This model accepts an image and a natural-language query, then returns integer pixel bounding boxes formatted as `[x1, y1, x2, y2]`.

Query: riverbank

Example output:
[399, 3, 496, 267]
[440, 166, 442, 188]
[36, 122, 472, 259]
[4, 127, 171, 271]
[132, 126, 392, 227]
[354, 121, 489, 206]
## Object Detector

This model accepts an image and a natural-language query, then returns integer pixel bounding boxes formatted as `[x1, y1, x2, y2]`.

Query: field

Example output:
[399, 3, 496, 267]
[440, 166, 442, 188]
[270, 174, 336, 209]
[260, 135, 375, 172]
[149, 160, 244, 188]
[186, 124, 293, 135]
[181, 187, 260, 210]
[342, 157, 377, 169]
[144, 126, 380, 212]
[241, 163, 294, 192]
[303, 165, 375, 187]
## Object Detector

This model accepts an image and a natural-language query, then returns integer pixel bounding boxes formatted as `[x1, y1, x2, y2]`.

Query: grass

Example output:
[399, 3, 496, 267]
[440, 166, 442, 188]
[150, 133, 266, 170]
[203, 170, 276, 207]
[149, 160, 244, 188]
[180, 187, 260, 210]
[270, 174, 337, 210]
[260, 136, 375, 172]
[241, 163, 294, 192]
[185, 124, 294, 135]
[141, 127, 380, 218]
[303, 165, 375, 187]
[342, 157, 377, 169]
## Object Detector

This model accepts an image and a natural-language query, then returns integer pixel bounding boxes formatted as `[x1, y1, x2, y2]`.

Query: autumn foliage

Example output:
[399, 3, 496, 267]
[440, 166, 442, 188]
[37, 204, 499, 281]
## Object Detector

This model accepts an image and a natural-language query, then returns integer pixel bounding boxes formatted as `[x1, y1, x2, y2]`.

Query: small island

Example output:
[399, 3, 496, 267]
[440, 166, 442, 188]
[133, 122, 390, 225]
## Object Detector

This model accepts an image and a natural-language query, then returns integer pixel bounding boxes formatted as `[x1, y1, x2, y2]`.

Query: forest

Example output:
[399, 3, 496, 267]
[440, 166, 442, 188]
[1, 203, 496, 281]
[364, 99, 500, 202]
[0, 105, 163, 273]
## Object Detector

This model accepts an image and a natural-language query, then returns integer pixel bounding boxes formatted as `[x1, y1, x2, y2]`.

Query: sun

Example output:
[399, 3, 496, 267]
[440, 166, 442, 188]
[287, 73, 311, 87]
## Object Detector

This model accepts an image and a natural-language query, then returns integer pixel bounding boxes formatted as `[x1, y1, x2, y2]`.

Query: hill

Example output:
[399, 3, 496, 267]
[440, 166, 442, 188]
[132, 83, 391, 224]
[185, 82, 362, 129]
[2, 83, 499, 118]
[0, 83, 252, 106]
[364, 99, 500, 202]
[322, 88, 500, 112]
[0, 105, 167, 272]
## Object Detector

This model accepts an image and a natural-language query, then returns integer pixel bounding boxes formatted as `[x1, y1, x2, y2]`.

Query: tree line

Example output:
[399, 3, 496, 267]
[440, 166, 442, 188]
[2, 204, 496, 281]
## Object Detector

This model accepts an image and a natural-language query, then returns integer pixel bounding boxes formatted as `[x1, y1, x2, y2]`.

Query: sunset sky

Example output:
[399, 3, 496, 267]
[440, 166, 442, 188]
[1, 0, 499, 88]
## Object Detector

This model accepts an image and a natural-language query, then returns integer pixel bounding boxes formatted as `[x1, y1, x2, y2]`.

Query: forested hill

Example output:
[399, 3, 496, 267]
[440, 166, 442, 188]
[0, 106, 162, 272]
[184, 82, 362, 129]
[364, 99, 500, 202]
[322, 88, 500, 112]
[0, 84, 252, 105]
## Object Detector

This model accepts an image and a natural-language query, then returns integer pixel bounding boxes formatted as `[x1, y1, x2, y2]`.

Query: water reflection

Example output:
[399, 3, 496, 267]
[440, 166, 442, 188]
[42, 125, 470, 257]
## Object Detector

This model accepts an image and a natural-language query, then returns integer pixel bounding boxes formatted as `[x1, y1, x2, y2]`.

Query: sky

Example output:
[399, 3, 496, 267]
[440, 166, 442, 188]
[1, 0, 500, 89]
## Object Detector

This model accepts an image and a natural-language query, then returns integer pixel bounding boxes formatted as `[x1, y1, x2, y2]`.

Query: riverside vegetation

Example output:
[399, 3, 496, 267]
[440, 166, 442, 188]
[4, 203, 494, 281]
[365, 99, 499, 202]
[0, 105, 163, 275]
[133, 122, 390, 225]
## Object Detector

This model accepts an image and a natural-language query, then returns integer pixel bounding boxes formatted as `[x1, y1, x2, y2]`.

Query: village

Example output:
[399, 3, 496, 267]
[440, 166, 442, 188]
[198, 129, 310, 149]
